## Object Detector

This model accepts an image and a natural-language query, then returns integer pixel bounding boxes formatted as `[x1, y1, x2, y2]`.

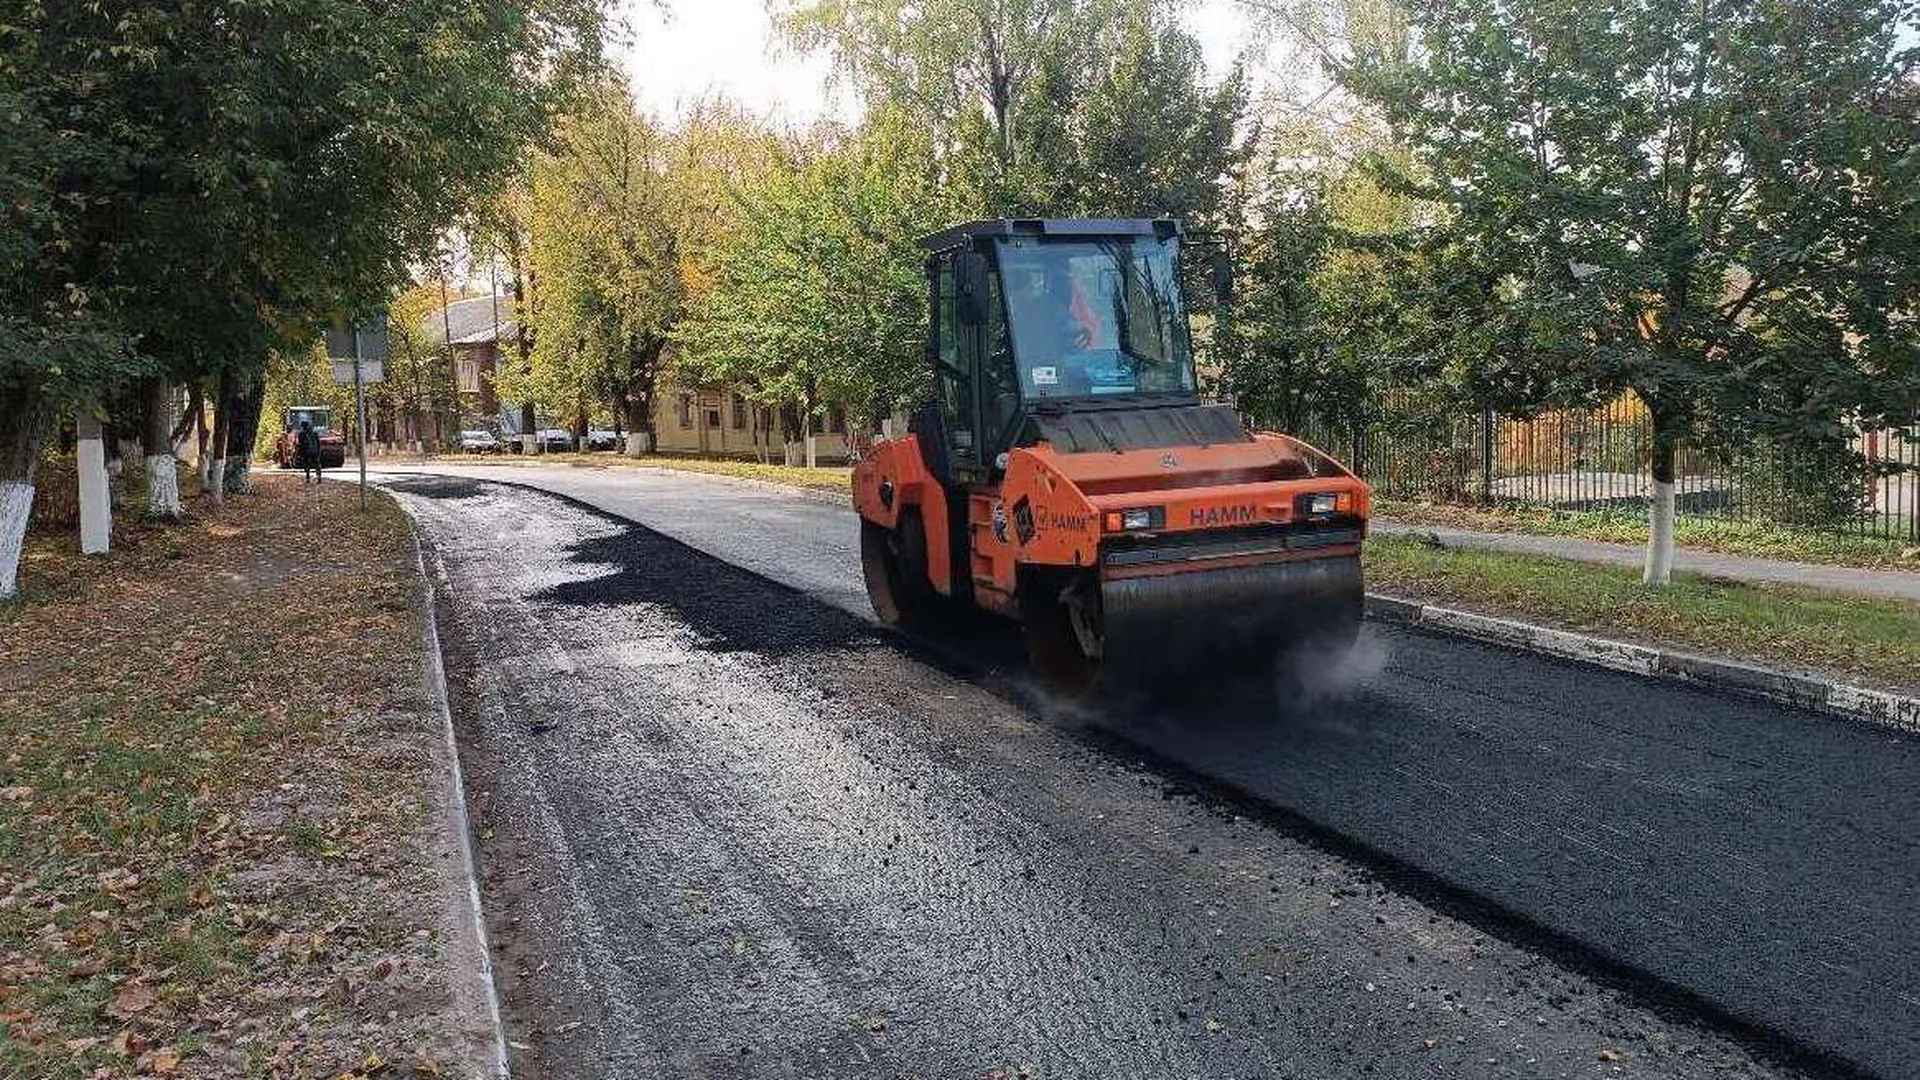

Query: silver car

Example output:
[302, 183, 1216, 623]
[459, 429, 500, 453]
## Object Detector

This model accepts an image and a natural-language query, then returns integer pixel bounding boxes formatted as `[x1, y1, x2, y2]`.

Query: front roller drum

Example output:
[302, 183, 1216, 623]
[860, 512, 938, 629]
[1023, 555, 1364, 699]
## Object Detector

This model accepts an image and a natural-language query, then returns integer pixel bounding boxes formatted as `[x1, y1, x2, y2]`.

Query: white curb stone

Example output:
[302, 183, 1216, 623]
[1366, 592, 1919, 737]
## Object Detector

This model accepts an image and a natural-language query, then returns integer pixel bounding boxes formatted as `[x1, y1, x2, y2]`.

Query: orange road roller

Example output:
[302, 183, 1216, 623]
[853, 218, 1370, 697]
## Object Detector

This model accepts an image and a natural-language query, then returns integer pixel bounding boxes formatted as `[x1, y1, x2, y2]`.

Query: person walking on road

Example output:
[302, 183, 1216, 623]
[296, 419, 323, 485]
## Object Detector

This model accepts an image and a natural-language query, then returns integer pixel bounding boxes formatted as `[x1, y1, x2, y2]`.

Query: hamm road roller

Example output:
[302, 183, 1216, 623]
[853, 218, 1370, 697]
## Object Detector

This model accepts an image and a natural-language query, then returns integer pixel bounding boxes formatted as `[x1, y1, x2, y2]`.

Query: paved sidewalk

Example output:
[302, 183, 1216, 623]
[1372, 521, 1920, 602]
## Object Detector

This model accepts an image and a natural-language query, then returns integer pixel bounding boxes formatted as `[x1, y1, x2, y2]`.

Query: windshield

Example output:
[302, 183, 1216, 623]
[994, 236, 1196, 401]
[287, 407, 332, 433]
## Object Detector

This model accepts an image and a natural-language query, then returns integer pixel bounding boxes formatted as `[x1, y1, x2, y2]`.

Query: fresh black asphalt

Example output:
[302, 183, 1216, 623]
[380, 465, 1920, 1078]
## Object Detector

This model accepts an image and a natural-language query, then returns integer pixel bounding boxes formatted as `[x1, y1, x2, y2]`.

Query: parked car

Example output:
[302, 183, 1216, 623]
[535, 428, 575, 452]
[459, 429, 501, 454]
[586, 428, 621, 451]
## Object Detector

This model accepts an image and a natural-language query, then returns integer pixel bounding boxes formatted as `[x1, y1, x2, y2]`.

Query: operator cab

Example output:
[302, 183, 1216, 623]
[285, 405, 334, 434]
[916, 218, 1239, 487]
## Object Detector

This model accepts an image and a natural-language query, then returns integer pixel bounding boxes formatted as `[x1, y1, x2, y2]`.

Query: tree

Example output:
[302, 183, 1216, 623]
[1013, 13, 1250, 222]
[1217, 112, 1438, 446]
[778, 0, 1247, 217]
[502, 82, 683, 448]
[0, 0, 604, 597]
[673, 110, 955, 444]
[1342, 0, 1920, 582]
[378, 284, 463, 451]
[0, 7, 144, 592]
[779, 0, 1127, 174]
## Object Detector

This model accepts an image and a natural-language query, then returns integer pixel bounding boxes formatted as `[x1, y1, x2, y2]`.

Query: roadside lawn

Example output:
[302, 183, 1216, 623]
[393, 449, 854, 496]
[1367, 534, 1920, 692]
[1376, 496, 1920, 570]
[0, 475, 480, 1079]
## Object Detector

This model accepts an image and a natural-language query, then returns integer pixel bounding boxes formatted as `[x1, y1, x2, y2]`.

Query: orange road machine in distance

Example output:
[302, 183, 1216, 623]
[853, 218, 1370, 698]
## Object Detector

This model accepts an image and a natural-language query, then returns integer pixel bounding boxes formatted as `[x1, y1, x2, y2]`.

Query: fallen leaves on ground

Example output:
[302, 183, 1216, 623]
[1, 476, 469, 1078]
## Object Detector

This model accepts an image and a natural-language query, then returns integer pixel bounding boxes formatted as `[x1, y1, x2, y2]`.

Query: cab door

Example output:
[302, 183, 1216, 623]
[928, 254, 984, 484]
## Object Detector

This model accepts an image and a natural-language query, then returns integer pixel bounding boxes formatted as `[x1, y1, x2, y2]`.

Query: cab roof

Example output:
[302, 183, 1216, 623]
[918, 217, 1181, 253]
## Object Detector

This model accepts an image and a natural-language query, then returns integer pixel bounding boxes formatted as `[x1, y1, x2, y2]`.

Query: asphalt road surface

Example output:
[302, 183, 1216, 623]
[377, 463, 1920, 1079]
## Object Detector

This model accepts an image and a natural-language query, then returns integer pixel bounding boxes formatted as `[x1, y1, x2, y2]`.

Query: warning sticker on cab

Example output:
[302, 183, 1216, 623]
[1031, 366, 1058, 386]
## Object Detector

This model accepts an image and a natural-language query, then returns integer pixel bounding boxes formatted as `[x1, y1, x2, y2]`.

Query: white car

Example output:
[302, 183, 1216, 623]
[586, 428, 621, 451]
[459, 429, 500, 453]
[535, 428, 575, 452]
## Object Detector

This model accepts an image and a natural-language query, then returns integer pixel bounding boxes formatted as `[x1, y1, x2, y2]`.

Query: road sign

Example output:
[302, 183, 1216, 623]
[330, 357, 384, 385]
[324, 314, 390, 362]
[323, 314, 390, 510]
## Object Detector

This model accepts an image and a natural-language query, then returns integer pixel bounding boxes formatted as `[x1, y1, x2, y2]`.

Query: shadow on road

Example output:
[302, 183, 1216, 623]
[532, 525, 877, 658]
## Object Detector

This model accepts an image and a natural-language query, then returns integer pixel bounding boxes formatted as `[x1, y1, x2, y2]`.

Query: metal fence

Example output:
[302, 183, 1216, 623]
[1294, 393, 1920, 542]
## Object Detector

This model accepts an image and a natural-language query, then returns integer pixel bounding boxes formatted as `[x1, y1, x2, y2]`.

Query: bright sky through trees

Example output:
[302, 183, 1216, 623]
[617, 0, 1260, 125]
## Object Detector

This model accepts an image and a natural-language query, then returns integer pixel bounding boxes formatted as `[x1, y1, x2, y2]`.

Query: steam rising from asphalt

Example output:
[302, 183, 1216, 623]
[1277, 631, 1389, 713]
[1031, 630, 1391, 744]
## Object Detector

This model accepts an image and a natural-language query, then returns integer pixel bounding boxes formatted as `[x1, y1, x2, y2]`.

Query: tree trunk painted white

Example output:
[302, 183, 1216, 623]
[521, 434, 537, 455]
[624, 432, 650, 456]
[141, 377, 183, 520]
[146, 454, 184, 520]
[207, 371, 230, 504]
[1644, 479, 1676, 585]
[226, 458, 252, 496]
[76, 414, 111, 555]
[0, 482, 33, 600]
[803, 413, 817, 469]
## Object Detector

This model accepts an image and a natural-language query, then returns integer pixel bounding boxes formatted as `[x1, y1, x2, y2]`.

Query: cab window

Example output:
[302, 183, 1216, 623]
[933, 260, 975, 462]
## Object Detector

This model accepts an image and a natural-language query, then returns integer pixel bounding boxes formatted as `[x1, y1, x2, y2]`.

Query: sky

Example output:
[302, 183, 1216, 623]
[616, 0, 1265, 128]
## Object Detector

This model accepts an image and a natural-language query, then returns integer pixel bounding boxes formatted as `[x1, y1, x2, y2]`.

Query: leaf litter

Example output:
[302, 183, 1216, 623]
[1, 477, 479, 1078]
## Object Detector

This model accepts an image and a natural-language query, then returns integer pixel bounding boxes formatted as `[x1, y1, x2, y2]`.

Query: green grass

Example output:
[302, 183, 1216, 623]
[391, 447, 856, 495]
[1367, 535, 1920, 689]
[1374, 496, 1919, 569]
[612, 453, 851, 494]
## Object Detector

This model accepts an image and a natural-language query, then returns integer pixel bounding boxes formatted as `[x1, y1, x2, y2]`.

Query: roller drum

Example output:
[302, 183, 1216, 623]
[1098, 555, 1363, 692]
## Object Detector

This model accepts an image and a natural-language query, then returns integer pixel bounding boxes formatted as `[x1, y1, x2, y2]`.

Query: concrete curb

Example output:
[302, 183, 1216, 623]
[409, 525, 513, 1080]
[1366, 593, 1920, 737]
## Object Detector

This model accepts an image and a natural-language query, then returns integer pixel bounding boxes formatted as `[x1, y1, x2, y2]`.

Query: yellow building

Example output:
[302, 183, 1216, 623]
[648, 372, 857, 464]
